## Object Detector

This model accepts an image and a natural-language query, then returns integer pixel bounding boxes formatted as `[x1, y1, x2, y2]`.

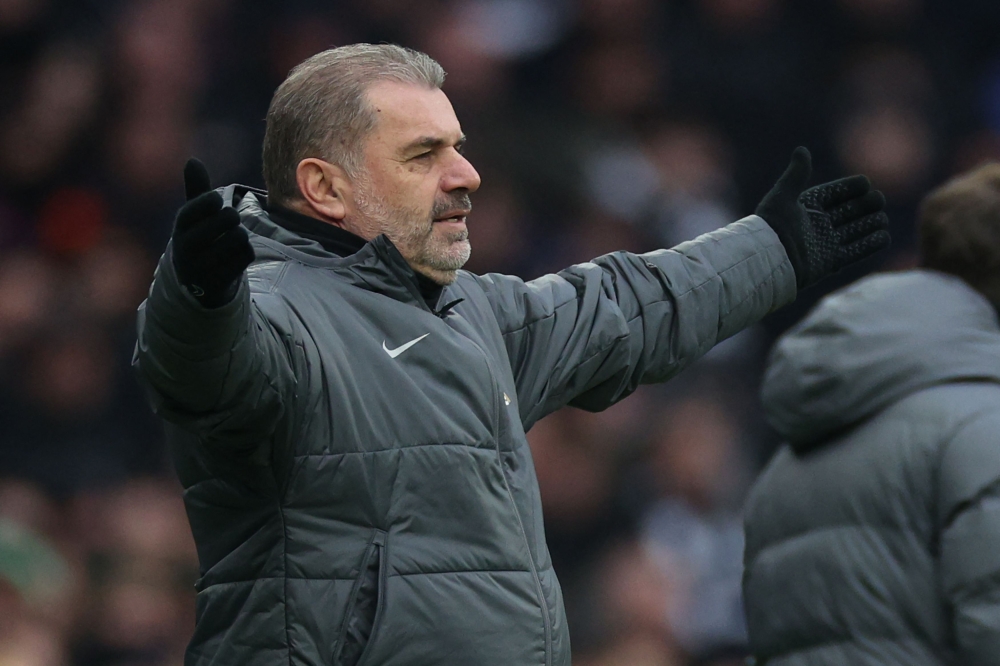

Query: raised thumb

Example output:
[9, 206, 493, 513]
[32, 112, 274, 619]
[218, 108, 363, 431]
[774, 146, 812, 198]
[183, 158, 212, 201]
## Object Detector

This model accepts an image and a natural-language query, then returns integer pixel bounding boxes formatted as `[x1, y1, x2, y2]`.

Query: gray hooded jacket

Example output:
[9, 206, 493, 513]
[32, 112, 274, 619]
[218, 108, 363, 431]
[135, 186, 796, 666]
[743, 270, 1000, 665]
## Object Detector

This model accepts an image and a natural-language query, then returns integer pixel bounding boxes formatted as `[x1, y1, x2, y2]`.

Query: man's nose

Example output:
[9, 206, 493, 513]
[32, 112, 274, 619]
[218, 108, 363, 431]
[442, 153, 482, 193]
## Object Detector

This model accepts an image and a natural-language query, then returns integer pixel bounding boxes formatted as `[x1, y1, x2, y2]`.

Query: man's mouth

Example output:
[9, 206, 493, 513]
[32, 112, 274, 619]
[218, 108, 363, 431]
[433, 210, 471, 223]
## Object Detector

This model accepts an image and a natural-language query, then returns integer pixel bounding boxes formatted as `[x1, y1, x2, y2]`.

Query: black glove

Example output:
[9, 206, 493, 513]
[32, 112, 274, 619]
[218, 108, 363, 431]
[171, 158, 255, 308]
[755, 147, 891, 290]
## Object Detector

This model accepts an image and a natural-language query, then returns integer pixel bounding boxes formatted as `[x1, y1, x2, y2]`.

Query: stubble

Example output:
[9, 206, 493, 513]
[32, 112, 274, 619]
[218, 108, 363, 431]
[353, 178, 472, 283]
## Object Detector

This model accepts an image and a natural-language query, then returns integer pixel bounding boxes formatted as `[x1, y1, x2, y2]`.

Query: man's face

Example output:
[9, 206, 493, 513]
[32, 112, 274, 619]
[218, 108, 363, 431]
[346, 81, 481, 285]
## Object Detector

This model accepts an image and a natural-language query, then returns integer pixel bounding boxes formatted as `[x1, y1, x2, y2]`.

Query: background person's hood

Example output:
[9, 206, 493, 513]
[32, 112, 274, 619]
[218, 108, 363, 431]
[762, 270, 1000, 453]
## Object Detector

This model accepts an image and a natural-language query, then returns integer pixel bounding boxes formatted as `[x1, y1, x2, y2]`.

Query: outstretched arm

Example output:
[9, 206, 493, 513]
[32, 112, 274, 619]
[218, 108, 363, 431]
[478, 215, 795, 428]
[479, 148, 890, 429]
[134, 160, 294, 457]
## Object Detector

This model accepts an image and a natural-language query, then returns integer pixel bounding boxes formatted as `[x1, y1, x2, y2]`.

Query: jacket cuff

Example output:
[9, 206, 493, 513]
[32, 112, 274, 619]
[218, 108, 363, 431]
[732, 214, 798, 310]
[145, 242, 252, 360]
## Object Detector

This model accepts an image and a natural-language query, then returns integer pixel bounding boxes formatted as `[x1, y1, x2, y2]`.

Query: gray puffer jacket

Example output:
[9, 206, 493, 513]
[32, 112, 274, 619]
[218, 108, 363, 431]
[135, 186, 796, 666]
[744, 270, 1000, 665]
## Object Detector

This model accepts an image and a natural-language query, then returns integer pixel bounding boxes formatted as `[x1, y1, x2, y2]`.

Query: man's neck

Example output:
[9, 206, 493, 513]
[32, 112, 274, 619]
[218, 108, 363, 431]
[283, 200, 344, 227]
[265, 199, 367, 257]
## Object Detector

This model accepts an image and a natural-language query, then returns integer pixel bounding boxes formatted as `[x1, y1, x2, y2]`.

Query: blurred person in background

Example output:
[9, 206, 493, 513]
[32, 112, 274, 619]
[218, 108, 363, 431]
[832, 46, 940, 255]
[573, 541, 685, 666]
[0, 235, 160, 496]
[743, 163, 1000, 665]
[642, 120, 740, 248]
[133, 41, 889, 666]
[0, 510, 71, 666]
[70, 480, 197, 666]
[0, 476, 199, 666]
[0, 481, 77, 666]
[642, 393, 751, 660]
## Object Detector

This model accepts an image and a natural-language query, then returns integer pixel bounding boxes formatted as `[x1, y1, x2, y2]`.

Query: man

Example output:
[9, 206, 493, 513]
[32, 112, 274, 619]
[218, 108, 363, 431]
[742, 163, 1000, 665]
[134, 44, 889, 666]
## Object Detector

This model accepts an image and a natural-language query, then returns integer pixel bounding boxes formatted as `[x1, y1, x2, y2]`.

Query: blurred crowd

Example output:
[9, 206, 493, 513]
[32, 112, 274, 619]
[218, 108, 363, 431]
[2, 0, 1000, 664]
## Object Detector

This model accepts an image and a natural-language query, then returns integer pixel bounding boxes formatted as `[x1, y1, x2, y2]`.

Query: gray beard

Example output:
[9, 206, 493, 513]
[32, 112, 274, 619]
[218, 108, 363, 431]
[354, 184, 472, 273]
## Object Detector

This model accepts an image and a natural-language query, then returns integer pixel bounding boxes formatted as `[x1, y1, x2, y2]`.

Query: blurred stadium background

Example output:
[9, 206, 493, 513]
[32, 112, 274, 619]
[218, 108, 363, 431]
[2, 0, 1000, 664]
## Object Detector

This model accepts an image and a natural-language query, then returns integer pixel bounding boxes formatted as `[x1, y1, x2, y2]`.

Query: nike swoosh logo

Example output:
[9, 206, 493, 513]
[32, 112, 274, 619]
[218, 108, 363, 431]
[382, 333, 430, 359]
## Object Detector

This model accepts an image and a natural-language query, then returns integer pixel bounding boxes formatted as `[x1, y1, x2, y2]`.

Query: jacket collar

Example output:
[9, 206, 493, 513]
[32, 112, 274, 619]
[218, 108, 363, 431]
[263, 200, 368, 258]
[225, 185, 458, 316]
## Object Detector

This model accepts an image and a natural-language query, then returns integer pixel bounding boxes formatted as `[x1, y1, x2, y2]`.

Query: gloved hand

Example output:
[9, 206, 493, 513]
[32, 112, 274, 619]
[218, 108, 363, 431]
[171, 158, 255, 307]
[755, 146, 891, 289]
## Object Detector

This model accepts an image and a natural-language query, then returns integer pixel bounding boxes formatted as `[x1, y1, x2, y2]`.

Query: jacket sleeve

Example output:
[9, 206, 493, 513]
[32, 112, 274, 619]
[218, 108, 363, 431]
[938, 412, 1000, 665]
[133, 245, 296, 460]
[475, 215, 797, 429]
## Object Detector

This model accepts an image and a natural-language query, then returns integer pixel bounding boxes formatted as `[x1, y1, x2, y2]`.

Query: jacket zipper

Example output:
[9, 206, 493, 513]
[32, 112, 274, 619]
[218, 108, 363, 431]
[470, 339, 553, 666]
[376, 237, 553, 661]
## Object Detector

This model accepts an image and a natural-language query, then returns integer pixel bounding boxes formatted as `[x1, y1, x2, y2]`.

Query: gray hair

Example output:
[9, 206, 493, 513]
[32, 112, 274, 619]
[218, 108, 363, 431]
[262, 43, 446, 205]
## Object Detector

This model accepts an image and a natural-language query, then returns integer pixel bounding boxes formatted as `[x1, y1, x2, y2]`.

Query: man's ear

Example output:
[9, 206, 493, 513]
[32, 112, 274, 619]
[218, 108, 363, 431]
[295, 158, 351, 222]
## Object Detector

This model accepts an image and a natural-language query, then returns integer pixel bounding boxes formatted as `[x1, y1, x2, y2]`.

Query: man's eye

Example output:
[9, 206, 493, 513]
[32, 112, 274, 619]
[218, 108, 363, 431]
[413, 151, 433, 160]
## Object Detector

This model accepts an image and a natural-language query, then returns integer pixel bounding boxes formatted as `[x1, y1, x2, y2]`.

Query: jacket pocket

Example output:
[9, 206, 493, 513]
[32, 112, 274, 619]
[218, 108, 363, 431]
[334, 529, 387, 666]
